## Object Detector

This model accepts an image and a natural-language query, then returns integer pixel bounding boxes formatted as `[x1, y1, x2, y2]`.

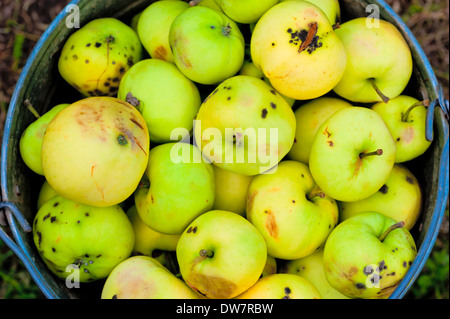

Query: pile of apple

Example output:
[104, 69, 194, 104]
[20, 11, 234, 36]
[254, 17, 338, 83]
[19, 0, 431, 299]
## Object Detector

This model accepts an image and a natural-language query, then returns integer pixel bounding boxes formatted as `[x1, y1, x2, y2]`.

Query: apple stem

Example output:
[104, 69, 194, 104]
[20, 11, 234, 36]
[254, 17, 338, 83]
[222, 23, 232, 36]
[359, 149, 383, 159]
[188, 0, 202, 6]
[379, 221, 405, 242]
[298, 22, 318, 53]
[24, 99, 40, 119]
[199, 249, 214, 258]
[402, 99, 430, 122]
[306, 191, 326, 201]
[368, 78, 390, 103]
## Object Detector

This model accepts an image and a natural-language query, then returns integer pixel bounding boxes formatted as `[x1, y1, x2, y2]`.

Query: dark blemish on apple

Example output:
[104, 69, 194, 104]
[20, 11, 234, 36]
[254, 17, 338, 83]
[292, 200, 295, 203]
[34, 219, 38, 226]
[270, 102, 276, 109]
[126, 92, 141, 107]
[406, 176, 414, 184]
[323, 127, 331, 138]
[297, 25, 322, 54]
[85, 59, 89, 64]
[396, 137, 401, 141]
[37, 231, 42, 246]
[409, 261, 413, 265]
[327, 140, 334, 147]
[355, 283, 366, 289]
[127, 58, 134, 67]
[106, 35, 115, 43]
[96, 254, 102, 258]
[378, 260, 386, 271]
[117, 134, 128, 146]
[86, 43, 91, 47]
[379, 184, 388, 194]
[70, 44, 74, 50]
[261, 108, 268, 118]
[77, 220, 80, 224]
[403, 261, 407, 268]
[52, 247, 56, 252]
[210, 25, 215, 29]
[284, 287, 291, 296]
[112, 61, 116, 65]
[294, 138, 297, 143]
[72, 55, 78, 60]
[104, 82, 110, 87]
[187, 226, 193, 233]
[227, 96, 231, 101]
[387, 272, 396, 276]
[53, 202, 59, 207]
[193, 226, 198, 233]
[271, 42, 275, 47]
[363, 265, 374, 276]
[95, 42, 101, 48]
[109, 87, 118, 93]
[112, 77, 120, 83]
[43, 212, 51, 222]
[119, 67, 126, 74]
[85, 212, 90, 217]
[50, 216, 56, 223]
[270, 89, 276, 95]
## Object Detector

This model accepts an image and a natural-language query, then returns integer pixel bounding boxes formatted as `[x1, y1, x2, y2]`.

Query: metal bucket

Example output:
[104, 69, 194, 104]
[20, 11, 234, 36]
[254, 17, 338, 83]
[0, 0, 448, 299]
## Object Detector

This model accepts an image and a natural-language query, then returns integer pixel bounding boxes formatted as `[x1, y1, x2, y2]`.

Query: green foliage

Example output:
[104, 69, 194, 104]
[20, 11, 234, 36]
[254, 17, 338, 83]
[0, 240, 43, 299]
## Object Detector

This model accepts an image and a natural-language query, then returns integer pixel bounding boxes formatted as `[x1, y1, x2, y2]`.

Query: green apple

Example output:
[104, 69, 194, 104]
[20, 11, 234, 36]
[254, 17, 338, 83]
[212, 165, 253, 216]
[280, 249, 349, 299]
[262, 255, 277, 277]
[169, 6, 245, 85]
[246, 160, 339, 260]
[137, 0, 189, 62]
[280, 0, 341, 25]
[101, 256, 199, 299]
[215, 0, 279, 24]
[194, 75, 296, 176]
[41, 97, 150, 207]
[323, 212, 417, 299]
[287, 97, 352, 164]
[235, 273, 322, 299]
[117, 59, 201, 143]
[339, 164, 422, 230]
[33, 195, 135, 282]
[19, 103, 69, 175]
[129, 12, 141, 32]
[333, 18, 413, 103]
[371, 95, 432, 163]
[188, 0, 224, 13]
[37, 180, 58, 210]
[250, 0, 347, 100]
[126, 205, 180, 273]
[309, 106, 396, 202]
[239, 46, 296, 107]
[134, 142, 215, 235]
[58, 18, 142, 97]
[176, 210, 267, 299]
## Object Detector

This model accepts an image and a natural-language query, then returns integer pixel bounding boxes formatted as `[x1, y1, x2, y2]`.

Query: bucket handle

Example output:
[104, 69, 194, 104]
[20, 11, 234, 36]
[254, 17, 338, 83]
[426, 84, 449, 142]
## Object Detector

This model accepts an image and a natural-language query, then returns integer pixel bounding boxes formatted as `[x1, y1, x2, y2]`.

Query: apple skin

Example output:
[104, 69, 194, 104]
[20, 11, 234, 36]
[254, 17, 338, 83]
[235, 273, 322, 299]
[58, 18, 142, 97]
[262, 255, 277, 277]
[101, 256, 200, 299]
[239, 46, 296, 107]
[176, 210, 267, 299]
[288, 97, 352, 164]
[280, 249, 349, 299]
[19, 103, 69, 175]
[309, 106, 396, 202]
[137, 0, 189, 63]
[37, 180, 59, 210]
[33, 195, 135, 282]
[216, 0, 279, 24]
[41, 97, 150, 207]
[194, 75, 296, 176]
[333, 18, 413, 103]
[250, 0, 347, 100]
[371, 95, 431, 163]
[280, 0, 341, 25]
[323, 212, 417, 299]
[246, 160, 339, 260]
[117, 59, 201, 143]
[126, 205, 180, 273]
[169, 6, 245, 85]
[339, 164, 422, 230]
[212, 165, 253, 217]
[134, 143, 215, 235]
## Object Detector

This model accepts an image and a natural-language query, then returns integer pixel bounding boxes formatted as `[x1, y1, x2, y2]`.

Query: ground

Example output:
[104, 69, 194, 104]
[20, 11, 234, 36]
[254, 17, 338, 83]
[0, 0, 448, 299]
